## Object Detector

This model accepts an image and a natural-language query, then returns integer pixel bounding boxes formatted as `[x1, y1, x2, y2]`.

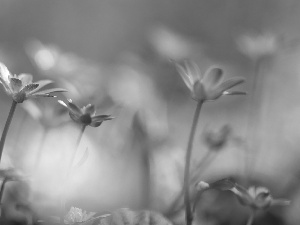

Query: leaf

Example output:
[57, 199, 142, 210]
[99, 208, 172, 225]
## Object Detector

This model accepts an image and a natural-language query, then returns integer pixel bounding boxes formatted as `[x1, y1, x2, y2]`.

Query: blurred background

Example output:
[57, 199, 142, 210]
[1, 0, 300, 224]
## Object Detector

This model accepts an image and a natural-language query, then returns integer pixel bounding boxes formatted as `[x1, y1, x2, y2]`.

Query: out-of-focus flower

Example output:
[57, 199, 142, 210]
[149, 26, 194, 60]
[196, 179, 290, 210]
[58, 99, 114, 127]
[22, 100, 68, 128]
[0, 62, 67, 103]
[25, 40, 107, 103]
[203, 125, 231, 151]
[64, 207, 93, 224]
[237, 32, 278, 60]
[175, 60, 246, 102]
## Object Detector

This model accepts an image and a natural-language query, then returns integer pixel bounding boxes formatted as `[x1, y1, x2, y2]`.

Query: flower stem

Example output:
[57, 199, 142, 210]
[66, 125, 86, 177]
[183, 101, 203, 225]
[246, 210, 255, 225]
[166, 150, 214, 217]
[61, 125, 86, 224]
[0, 178, 7, 202]
[12, 111, 28, 154]
[0, 101, 17, 163]
[0, 178, 8, 218]
[33, 127, 48, 171]
[244, 58, 262, 182]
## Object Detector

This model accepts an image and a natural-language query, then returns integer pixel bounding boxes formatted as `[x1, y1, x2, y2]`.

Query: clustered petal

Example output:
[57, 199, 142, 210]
[196, 179, 290, 210]
[0, 62, 67, 103]
[175, 60, 246, 102]
[64, 207, 92, 224]
[58, 99, 114, 127]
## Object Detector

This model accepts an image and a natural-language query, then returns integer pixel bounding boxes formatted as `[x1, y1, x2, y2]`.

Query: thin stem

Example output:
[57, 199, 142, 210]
[142, 146, 151, 208]
[66, 125, 86, 177]
[33, 127, 48, 171]
[183, 101, 203, 225]
[246, 210, 255, 225]
[61, 125, 86, 224]
[12, 111, 28, 154]
[190, 151, 214, 184]
[244, 58, 262, 182]
[0, 101, 17, 163]
[0, 178, 8, 219]
[0, 178, 7, 202]
[166, 150, 214, 217]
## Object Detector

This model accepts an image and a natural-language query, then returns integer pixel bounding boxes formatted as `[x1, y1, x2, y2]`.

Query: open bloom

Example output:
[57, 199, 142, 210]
[58, 99, 114, 127]
[175, 60, 246, 102]
[196, 179, 290, 210]
[0, 62, 67, 103]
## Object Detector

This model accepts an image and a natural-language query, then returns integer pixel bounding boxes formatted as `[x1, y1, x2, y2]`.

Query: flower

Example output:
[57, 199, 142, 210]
[25, 40, 106, 102]
[237, 32, 278, 60]
[196, 179, 290, 210]
[64, 207, 93, 224]
[175, 60, 246, 102]
[0, 62, 67, 103]
[58, 99, 114, 127]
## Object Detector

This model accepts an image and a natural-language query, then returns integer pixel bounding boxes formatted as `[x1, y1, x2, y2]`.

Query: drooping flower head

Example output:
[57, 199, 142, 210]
[196, 179, 290, 210]
[58, 99, 114, 127]
[0, 62, 67, 103]
[175, 60, 246, 102]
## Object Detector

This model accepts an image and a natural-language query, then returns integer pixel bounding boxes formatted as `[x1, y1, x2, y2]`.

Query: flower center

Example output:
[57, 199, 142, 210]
[80, 114, 92, 125]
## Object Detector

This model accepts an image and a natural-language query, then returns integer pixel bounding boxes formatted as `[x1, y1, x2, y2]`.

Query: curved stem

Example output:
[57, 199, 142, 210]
[33, 127, 48, 171]
[0, 178, 8, 219]
[166, 150, 213, 217]
[142, 146, 151, 208]
[61, 125, 86, 224]
[0, 178, 7, 203]
[12, 111, 28, 154]
[245, 58, 262, 182]
[0, 101, 17, 163]
[246, 210, 255, 225]
[66, 125, 86, 178]
[183, 101, 203, 225]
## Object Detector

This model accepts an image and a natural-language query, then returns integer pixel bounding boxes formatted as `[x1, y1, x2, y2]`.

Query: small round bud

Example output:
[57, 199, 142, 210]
[196, 181, 210, 191]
